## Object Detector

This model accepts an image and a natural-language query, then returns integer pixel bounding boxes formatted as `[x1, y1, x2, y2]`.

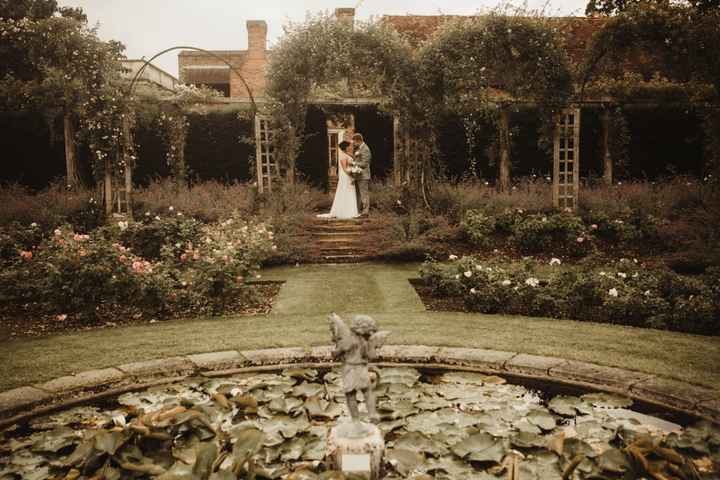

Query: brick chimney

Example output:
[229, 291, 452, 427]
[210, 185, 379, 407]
[335, 8, 355, 28]
[247, 20, 267, 56]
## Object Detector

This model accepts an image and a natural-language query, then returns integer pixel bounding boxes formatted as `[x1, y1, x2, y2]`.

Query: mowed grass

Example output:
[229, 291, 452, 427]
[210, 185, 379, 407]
[1, 262, 718, 392]
[1, 310, 718, 392]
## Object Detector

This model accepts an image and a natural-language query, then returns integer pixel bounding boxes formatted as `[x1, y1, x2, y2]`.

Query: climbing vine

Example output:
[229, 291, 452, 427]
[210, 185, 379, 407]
[264, 13, 416, 178]
[418, 12, 573, 190]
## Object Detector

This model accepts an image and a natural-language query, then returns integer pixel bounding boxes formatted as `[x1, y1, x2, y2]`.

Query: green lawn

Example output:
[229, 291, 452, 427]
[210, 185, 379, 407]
[1, 263, 718, 392]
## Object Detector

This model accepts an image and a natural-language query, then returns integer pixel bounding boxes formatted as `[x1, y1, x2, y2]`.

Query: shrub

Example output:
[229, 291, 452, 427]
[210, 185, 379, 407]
[461, 210, 496, 248]
[161, 215, 276, 313]
[511, 213, 592, 256]
[0, 226, 171, 320]
[116, 214, 202, 260]
[419, 256, 719, 335]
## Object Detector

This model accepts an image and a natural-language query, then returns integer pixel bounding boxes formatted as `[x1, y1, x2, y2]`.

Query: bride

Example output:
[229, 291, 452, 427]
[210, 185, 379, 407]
[318, 140, 359, 219]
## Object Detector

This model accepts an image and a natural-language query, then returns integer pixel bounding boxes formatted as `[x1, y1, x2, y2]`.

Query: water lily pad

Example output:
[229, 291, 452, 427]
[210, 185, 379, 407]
[548, 396, 584, 417]
[452, 432, 506, 463]
[386, 447, 424, 476]
[268, 397, 304, 415]
[379, 368, 420, 387]
[30, 427, 79, 453]
[526, 409, 556, 431]
[595, 447, 631, 473]
[304, 396, 342, 420]
[394, 432, 449, 457]
[293, 382, 324, 398]
[511, 431, 547, 449]
[379, 400, 418, 420]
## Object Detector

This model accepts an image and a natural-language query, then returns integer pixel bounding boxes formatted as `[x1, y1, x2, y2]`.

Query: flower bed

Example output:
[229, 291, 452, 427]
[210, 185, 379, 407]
[418, 256, 720, 336]
[0, 212, 278, 333]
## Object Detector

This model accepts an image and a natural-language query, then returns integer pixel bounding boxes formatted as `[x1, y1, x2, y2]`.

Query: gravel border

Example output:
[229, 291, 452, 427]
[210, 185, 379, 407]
[1, 345, 717, 429]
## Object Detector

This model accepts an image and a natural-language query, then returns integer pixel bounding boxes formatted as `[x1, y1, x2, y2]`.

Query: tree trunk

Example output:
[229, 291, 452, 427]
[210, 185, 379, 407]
[104, 158, 113, 218]
[601, 109, 613, 186]
[122, 115, 134, 220]
[498, 108, 511, 192]
[63, 111, 80, 189]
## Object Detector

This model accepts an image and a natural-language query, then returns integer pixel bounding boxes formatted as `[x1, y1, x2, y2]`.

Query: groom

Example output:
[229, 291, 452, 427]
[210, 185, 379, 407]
[352, 133, 372, 216]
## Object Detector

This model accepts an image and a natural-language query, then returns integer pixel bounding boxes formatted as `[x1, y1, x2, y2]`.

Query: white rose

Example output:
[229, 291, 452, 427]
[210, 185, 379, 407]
[608, 288, 619, 297]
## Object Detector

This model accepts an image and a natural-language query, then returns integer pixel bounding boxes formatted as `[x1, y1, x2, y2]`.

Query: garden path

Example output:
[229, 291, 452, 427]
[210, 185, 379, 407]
[263, 263, 424, 316]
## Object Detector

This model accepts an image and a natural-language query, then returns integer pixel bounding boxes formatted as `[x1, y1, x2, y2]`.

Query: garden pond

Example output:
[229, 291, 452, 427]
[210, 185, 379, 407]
[1, 367, 718, 479]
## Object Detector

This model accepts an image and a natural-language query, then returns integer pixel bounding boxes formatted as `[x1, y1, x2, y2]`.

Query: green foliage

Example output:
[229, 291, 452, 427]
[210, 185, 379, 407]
[421, 256, 720, 335]
[0, 226, 170, 320]
[265, 13, 416, 172]
[583, 3, 720, 97]
[585, 0, 719, 16]
[461, 210, 496, 248]
[0, 13, 132, 182]
[117, 214, 201, 260]
[0, 215, 276, 321]
[420, 14, 573, 115]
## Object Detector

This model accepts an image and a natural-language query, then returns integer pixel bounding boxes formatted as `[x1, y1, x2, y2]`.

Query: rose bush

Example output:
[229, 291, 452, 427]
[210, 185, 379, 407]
[0, 214, 277, 322]
[161, 214, 276, 313]
[420, 255, 719, 335]
[0, 226, 170, 320]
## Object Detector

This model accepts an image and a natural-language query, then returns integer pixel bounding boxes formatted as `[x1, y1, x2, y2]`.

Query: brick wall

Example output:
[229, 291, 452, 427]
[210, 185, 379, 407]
[177, 20, 267, 99]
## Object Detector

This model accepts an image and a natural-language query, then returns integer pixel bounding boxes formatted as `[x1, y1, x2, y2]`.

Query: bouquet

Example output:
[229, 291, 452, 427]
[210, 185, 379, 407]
[349, 165, 363, 179]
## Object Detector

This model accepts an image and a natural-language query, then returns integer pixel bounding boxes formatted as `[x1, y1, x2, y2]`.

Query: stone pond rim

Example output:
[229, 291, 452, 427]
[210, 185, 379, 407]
[0, 345, 718, 430]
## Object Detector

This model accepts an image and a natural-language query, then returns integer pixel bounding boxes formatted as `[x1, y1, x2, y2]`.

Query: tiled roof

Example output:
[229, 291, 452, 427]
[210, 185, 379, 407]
[382, 15, 608, 65]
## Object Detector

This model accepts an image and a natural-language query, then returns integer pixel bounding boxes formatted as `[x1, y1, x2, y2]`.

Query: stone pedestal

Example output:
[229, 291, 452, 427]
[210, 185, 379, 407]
[328, 421, 385, 480]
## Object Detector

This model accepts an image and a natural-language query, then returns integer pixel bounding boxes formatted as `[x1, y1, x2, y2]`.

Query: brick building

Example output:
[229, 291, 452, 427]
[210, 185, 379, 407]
[178, 20, 268, 98]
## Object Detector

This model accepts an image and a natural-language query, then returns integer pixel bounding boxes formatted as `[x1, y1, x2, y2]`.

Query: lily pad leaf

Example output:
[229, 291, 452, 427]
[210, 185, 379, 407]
[386, 448, 425, 476]
[292, 382, 324, 398]
[595, 447, 631, 473]
[394, 432, 449, 457]
[452, 433, 506, 463]
[548, 396, 584, 417]
[511, 432, 547, 449]
[527, 409, 556, 431]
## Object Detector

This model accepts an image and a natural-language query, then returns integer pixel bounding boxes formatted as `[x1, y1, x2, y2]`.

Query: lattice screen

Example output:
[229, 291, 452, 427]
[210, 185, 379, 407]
[393, 117, 428, 187]
[553, 108, 581, 210]
[254, 115, 278, 193]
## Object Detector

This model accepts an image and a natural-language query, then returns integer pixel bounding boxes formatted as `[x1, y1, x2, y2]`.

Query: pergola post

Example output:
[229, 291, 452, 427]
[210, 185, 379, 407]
[393, 116, 401, 186]
[63, 111, 80, 189]
[553, 107, 581, 210]
[601, 108, 613, 186]
[103, 158, 113, 217]
[498, 107, 511, 192]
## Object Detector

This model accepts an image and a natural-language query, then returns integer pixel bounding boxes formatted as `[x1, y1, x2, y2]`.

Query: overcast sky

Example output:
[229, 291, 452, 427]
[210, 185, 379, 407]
[58, 0, 588, 78]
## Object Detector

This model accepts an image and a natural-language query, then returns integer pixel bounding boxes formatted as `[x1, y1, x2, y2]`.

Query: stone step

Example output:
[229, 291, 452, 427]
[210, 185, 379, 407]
[309, 254, 372, 263]
[314, 236, 367, 244]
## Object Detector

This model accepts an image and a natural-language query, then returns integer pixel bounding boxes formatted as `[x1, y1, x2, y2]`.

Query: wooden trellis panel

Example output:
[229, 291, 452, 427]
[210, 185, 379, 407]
[393, 117, 428, 187]
[553, 108, 581, 210]
[255, 115, 278, 193]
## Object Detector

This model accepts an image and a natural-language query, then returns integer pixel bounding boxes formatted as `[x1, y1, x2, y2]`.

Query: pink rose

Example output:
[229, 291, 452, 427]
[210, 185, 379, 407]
[56, 314, 68, 321]
[119, 255, 127, 263]
[20, 250, 33, 260]
[576, 237, 585, 243]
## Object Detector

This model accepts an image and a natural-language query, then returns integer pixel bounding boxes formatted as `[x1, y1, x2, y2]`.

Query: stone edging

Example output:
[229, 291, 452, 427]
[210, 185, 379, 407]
[0, 345, 717, 429]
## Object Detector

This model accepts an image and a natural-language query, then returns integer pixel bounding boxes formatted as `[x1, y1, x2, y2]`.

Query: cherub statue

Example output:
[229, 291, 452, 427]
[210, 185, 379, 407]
[328, 313, 389, 423]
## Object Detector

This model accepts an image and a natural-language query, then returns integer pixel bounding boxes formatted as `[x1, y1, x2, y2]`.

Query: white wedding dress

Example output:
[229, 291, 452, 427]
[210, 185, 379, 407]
[318, 151, 359, 219]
